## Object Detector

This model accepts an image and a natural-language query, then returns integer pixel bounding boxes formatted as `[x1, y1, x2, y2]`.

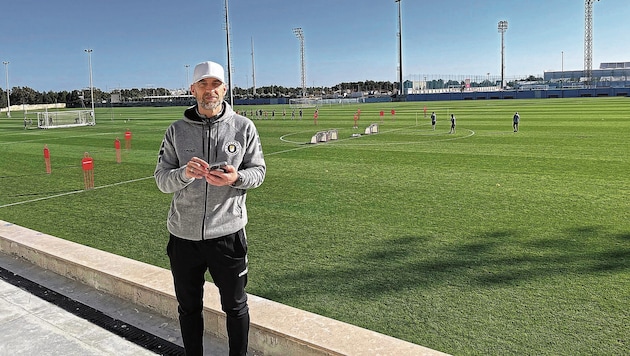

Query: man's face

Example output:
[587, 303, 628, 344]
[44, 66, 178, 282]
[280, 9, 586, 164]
[191, 78, 226, 111]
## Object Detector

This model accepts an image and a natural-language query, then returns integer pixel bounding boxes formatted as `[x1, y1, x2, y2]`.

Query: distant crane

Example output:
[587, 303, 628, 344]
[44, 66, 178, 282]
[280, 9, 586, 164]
[584, 0, 601, 86]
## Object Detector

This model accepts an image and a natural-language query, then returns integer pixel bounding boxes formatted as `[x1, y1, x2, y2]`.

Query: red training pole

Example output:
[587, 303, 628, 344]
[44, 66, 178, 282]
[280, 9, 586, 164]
[43, 144, 51, 174]
[114, 137, 121, 163]
[81, 152, 94, 190]
[124, 129, 132, 150]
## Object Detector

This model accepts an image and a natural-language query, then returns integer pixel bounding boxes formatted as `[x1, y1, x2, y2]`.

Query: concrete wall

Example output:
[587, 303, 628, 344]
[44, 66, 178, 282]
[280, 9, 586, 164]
[1, 103, 66, 113]
[0, 220, 448, 356]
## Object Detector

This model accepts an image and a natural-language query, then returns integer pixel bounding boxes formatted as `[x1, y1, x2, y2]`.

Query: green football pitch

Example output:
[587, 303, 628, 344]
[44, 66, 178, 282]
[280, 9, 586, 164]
[1, 97, 628, 355]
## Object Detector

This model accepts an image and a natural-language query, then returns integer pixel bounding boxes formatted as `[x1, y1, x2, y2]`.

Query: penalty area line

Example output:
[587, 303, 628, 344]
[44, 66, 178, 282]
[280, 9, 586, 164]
[0, 176, 154, 209]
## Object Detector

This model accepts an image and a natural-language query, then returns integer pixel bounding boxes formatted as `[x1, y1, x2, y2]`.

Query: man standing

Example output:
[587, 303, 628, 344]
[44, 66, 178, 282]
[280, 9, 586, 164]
[155, 60, 266, 356]
[449, 113, 456, 134]
[513, 111, 520, 132]
[430, 111, 437, 131]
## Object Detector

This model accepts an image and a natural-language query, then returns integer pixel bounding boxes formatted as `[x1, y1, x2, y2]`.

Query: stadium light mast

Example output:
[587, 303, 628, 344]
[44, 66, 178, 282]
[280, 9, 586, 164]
[498, 20, 508, 89]
[2, 61, 10, 118]
[560, 51, 565, 97]
[224, 0, 234, 106]
[395, 0, 403, 96]
[251, 37, 257, 96]
[84, 49, 95, 118]
[584, 0, 600, 87]
[185, 64, 190, 94]
[293, 27, 306, 98]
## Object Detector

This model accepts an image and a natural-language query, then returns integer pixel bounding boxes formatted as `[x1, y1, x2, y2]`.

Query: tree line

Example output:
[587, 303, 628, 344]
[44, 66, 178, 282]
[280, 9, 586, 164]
[0, 80, 400, 108]
[0, 86, 173, 108]
[0, 76, 543, 108]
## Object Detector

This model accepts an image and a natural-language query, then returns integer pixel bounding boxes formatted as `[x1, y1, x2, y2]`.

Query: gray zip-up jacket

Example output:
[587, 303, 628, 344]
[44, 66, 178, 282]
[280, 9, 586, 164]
[154, 102, 266, 241]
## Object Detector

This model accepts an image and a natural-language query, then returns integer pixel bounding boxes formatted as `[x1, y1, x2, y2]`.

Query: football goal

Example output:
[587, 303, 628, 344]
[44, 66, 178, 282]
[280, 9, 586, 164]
[289, 98, 321, 109]
[37, 110, 95, 129]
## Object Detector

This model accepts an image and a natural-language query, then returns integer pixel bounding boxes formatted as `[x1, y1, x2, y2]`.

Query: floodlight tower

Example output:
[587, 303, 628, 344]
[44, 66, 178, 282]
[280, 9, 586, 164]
[2, 61, 10, 118]
[224, 0, 234, 106]
[584, 0, 601, 87]
[84, 49, 95, 117]
[185, 64, 190, 94]
[498, 20, 508, 89]
[293, 27, 306, 98]
[395, 0, 403, 96]
[251, 37, 257, 96]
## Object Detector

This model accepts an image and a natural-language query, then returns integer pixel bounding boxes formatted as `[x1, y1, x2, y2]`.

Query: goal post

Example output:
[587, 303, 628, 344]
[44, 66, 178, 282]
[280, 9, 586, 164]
[289, 98, 321, 109]
[37, 110, 95, 129]
[289, 97, 364, 108]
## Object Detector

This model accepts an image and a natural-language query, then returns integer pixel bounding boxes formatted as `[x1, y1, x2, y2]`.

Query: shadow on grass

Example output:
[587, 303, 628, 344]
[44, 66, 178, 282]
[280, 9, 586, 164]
[257, 225, 630, 301]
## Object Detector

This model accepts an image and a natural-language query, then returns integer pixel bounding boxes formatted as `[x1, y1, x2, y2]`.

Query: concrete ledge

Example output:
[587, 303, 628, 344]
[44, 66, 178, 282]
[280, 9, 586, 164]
[0, 220, 448, 356]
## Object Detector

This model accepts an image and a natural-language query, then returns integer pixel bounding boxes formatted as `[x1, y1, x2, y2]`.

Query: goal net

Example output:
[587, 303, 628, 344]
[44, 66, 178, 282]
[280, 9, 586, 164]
[289, 98, 321, 109]
[318, 98, 364, 106]
[37, 110, 95, 129]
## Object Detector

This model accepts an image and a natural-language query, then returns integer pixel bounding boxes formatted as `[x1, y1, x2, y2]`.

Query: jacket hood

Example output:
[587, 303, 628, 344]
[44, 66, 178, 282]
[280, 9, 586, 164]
[183, 103, 230, 124]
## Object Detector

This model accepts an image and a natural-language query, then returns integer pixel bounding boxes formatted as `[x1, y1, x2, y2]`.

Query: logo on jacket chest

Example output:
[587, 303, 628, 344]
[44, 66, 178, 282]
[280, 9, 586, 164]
[224, 141, 242, 156]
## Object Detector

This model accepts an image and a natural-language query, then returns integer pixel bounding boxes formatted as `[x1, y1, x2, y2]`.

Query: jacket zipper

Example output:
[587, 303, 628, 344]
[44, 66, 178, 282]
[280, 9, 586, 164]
[201, 123, 210, 240]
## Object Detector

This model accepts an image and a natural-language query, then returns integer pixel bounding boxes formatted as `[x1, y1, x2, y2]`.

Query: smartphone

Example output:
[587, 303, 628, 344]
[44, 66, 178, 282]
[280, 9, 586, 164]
[208, 161, 228, 172]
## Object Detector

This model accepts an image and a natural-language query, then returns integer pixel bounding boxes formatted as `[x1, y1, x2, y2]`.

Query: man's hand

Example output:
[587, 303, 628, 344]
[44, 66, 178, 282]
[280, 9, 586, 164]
[185, 157, 210, 179]
[205, 164, 239, 186]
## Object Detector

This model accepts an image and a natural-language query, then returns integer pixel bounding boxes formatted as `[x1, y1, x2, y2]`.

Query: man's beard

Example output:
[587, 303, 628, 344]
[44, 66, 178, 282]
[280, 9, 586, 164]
[198, 96, 222, 111]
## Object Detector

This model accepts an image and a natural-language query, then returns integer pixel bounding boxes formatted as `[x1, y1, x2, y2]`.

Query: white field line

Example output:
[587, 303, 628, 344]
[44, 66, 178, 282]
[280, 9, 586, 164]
[279, 124, 475, 147]
[0, 176, 153, 209]
[2, 124, 474, 208]
[329, 128, 476, 146]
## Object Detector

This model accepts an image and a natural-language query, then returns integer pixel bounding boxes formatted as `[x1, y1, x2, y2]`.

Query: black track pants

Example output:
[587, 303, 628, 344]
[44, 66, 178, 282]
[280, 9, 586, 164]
[167, 231, 249, 356]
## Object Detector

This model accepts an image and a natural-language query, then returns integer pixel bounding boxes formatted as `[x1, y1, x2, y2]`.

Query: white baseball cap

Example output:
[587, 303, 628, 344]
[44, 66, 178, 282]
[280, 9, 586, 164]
[192, 61, 225, 85]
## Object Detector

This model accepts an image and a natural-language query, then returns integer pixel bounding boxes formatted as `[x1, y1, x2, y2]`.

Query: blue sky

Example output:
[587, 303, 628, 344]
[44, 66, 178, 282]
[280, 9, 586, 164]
[1, 0, 628, 92]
